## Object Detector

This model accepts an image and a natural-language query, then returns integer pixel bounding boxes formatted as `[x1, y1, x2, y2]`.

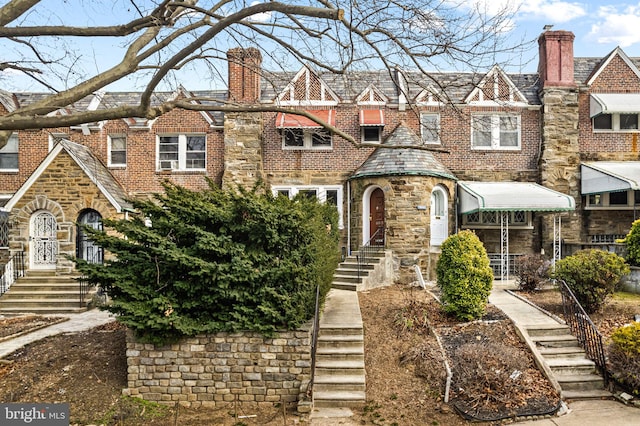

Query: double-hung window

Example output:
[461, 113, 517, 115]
[282, 128, 332, 149]
[0, 133, 18, 171]
[108, 135, 127, 166]
[157, 134, 206, 171]
[421, 113, 440, 144]
[471, 114, 520, 150]
[272, 185, 344, 228]
[593, 113, 639, 131]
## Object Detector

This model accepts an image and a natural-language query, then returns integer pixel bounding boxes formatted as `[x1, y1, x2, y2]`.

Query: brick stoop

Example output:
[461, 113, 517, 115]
[0, 271, 93, 314]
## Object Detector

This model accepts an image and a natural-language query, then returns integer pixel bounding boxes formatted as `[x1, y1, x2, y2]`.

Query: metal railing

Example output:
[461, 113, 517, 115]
[309, 284, 321, 396]
[558, 279, 608, 385]
[356, 227, 385, 279]
[0, 251, 25, 296]
[79, 249, 103, 307]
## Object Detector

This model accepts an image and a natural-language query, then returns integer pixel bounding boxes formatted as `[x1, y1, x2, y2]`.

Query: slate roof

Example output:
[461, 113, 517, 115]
[59, 140, 133, 212]
[350, 123, 456, 180]
[574, 54, 640, 85]
[261, 68, 542, 105]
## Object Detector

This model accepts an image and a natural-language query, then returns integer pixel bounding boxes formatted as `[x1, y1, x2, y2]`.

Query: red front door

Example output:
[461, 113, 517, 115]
[369, 188, 385, 245]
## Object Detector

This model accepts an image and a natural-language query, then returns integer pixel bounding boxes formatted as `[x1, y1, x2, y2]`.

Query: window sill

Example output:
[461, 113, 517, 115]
[156, 169, 207, 175]
[282, 147, 333, 151]
[108, 165, 127, 169]
[0, 169, 19, 173]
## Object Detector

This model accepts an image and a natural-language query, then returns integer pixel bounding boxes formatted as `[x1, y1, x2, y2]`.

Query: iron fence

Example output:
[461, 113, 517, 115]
[558, 279, 608, 385]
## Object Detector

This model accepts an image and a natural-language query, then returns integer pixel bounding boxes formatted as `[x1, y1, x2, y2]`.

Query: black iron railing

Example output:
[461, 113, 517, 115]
[356, 227, 385, 279]
[309, 285, 321, 395]
[79, 249, 103, 307]
[558, 279, 608, 385]
[0, 251, 25, 297]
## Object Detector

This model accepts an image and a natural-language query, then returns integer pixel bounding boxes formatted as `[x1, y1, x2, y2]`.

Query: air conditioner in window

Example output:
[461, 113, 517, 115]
[159, 160, 179, 170]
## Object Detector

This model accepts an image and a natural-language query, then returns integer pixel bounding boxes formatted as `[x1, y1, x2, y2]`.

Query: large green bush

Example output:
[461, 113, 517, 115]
[623, 218, 640, 266]
[436, 230, 493, 321]
[552, 249, 630, 314]
[73, 181, 340, 344]
[608, 322, 640, 395]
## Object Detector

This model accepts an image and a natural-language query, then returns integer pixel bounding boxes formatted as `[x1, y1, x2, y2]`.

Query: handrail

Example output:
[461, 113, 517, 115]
[79, 248, 103, 307]
[0, 251, 25, 297]
[357, 227, 385, 279]
[558, 280, 608, 385]
[309, 284, 321, 396]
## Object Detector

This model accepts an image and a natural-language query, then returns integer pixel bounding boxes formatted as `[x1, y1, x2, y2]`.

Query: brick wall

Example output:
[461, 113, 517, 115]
[124, 328, 312, 411]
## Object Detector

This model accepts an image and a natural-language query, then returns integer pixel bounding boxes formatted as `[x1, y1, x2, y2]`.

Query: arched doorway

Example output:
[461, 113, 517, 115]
[369, 187, 385, 245]
[77, 209, 103, 264]
[30, 210, 58, 270]
[430, 186, 448, 246]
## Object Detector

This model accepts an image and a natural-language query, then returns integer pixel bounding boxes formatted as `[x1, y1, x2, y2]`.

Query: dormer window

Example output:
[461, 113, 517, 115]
[360, 109, 384, 144]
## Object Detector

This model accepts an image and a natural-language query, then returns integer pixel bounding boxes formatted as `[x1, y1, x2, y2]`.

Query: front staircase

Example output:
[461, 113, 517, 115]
[312, 251, 387, 409]
[0, 271, 93, 314]
[526, 324, 611, 400]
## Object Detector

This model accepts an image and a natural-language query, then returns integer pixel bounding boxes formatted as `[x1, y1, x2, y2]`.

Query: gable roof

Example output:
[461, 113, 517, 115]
[275, 65, 341, 106]
[586, 47, 640, 86]
[350, 123, 456, 180]
[4, 139, 132, 213]
[464, 65, 529, 105]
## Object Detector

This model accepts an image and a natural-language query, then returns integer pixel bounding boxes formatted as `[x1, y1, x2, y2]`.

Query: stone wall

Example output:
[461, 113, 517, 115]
[222, 112, 264, 190]
[124, 328, 313, 411]
[539, 87, 582, 252]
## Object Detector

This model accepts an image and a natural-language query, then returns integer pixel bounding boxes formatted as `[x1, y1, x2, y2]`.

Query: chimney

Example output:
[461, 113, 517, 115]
[227, 47, 262, 103]
[538, 30, 576, 88]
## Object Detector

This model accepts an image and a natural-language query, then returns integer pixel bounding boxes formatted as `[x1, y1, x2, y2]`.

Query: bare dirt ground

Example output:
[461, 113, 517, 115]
[2, 282, 625, 425]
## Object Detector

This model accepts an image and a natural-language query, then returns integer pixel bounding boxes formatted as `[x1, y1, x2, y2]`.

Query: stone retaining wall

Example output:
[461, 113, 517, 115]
[124, 327, 313, 412]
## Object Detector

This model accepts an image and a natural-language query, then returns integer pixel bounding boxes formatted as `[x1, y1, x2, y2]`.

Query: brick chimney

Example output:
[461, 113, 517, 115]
[227, 47, 262, 103]
[538, 30, 576, 88]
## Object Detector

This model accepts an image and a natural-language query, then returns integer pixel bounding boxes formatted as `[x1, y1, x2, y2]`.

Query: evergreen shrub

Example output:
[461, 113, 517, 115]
[73, 181, 340, 344]
[623, 219, 640, 266]
[552, 249, 629, 314]
[608, 322, 640, 395]
[436, 230, 493, 321]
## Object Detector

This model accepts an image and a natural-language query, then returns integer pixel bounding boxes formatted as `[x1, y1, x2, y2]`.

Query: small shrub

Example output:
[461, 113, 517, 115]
[608, 322, 640, 395]
[623, 219, 640, 266]
[436, 230, 493, 321]
[515, 254, 550, 292]
[552, 249, 630, 314]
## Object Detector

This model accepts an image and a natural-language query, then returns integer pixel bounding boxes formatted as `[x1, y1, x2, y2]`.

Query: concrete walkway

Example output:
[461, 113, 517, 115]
[0, 309, 115, 358]
[490, 281, 640, 425]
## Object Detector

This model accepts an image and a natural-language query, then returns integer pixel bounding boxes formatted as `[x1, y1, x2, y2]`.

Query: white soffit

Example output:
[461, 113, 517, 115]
[590, 94, 640, 117]
[458, 181, 575, 214]
[581, 162, 640, 194]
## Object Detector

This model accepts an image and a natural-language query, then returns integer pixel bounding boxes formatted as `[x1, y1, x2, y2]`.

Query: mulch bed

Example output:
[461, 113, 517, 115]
[0, 315, 68, 341]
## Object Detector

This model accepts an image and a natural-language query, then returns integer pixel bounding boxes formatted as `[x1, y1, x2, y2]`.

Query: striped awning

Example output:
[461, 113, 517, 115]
[359, 109, 385, 126]
[458, 181, 575, 214]
[275, 110, 335, 128]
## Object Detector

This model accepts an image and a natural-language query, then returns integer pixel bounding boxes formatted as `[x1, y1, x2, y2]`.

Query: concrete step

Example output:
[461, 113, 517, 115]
[538, 346, 587, 359]
[313, 375, 365, 393]
[556, 373, 605, 392]
[546, 357, 597, 375]
[334, 269, 369, 278]
[316, 344, 364, 355]
[338, 262, 375, 271]
[331, 281, 358, 291]
[318, 326, 363, 337]
[526, 324, 571, 337]
[561, 389, 612, 400]
[1, 290, 82, 299]
[316, 353, 364, 364]
[531, 334, 581, 348]
[333, 274, 362, 284]
[0, 305, 88, 314]
[0, 298, 86, 308]
[313, 391, 366, 408]
[314, 360, 365, 377]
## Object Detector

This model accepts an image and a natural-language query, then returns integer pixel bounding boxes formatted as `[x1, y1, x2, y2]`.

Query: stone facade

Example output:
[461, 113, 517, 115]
[124, 328, 312, 411]
[222, 112, 264, 190]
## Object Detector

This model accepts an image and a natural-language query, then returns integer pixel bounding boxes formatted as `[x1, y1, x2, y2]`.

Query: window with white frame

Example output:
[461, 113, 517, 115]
[420, 113, 440, 144]
[471, 114, 520, 150]
[593, 113, 639, 131]
[462, 210, 530, 228]
[361, 127, 382, 144]
[157, 134, 206, 171]
[272, 185, 344, 228]
[108, 135, 127, 166]
[282, 128, 332, 149]
[0, 133, 18, 171]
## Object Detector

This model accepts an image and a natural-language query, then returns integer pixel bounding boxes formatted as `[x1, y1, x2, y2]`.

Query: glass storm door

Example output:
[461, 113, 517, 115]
[30, 211, 58, 270]
[430, 188, 448, 246]
[77, 210, 103, 264]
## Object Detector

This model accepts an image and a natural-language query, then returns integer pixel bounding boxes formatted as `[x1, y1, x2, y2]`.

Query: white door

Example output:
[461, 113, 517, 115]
[30, 211, 58, 270]
[430, 187, 448, 246]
